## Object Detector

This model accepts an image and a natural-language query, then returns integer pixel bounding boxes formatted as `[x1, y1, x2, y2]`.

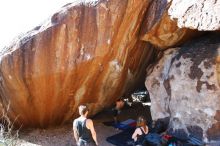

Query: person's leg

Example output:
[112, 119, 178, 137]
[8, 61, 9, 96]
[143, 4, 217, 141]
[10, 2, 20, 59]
[86, 142, 96, 146]
[78, 139, 86, 146]
[112, 109, 118, 124]
[113, 116, 118, 124]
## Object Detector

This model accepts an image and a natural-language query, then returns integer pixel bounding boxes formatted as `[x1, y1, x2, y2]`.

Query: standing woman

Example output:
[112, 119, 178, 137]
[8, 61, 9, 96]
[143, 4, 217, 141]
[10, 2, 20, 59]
[132, 116, 148, 145]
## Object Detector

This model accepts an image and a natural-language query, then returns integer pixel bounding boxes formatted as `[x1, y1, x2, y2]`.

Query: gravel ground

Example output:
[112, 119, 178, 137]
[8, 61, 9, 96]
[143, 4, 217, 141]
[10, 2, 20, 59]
[16, 103, 151, 146]
[17, 123, 118, 146]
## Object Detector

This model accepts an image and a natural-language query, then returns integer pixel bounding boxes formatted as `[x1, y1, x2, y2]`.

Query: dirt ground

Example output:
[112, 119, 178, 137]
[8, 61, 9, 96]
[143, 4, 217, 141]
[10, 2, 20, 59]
[16, 103, 151, 146]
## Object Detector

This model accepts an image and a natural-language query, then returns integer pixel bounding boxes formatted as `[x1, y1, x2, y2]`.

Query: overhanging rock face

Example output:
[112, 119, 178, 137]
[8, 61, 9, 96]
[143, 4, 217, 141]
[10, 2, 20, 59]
[140, 0, 199, 49]
[0, 0, 155, 127]
[146, 34, 220, 142]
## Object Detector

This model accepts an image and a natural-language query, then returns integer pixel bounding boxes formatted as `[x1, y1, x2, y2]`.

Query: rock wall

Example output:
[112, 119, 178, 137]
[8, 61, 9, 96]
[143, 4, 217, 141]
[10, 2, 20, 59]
[140, 0, 199, 49]
[168, 0, 220, 30]
[0, 0, 155, 127]
[0, 2, 219, 144]
[146, 34, 220, 142]
[143, 0, 220, 142]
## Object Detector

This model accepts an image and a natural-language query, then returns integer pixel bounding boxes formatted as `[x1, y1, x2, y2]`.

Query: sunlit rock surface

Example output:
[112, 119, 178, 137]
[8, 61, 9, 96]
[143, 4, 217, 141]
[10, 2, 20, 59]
[169, 0, 220, 31]
[0, 0, 155, 127]
[146, 34, 220, 142]
[140, 0, 199, 49]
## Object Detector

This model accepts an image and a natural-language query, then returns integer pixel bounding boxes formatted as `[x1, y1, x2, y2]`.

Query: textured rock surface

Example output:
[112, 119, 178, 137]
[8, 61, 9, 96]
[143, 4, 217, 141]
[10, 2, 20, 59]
[0, 0, 155, 127]
[146, 34, 220, 142]
[169, 0, 220, 30]
[140, 0, 199, 49]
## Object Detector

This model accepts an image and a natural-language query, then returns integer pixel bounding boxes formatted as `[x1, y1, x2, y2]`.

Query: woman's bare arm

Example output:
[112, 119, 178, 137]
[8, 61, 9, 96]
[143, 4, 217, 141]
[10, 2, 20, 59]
[132, 128, 140, 141]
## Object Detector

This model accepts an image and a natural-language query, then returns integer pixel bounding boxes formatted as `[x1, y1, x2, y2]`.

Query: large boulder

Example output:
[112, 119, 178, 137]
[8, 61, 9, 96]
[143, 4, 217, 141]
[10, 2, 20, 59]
[0, 0, 155, 127]
[169, 0, 220, 31]
[146, 34, 220, 142]
[140, 0, 199, 49]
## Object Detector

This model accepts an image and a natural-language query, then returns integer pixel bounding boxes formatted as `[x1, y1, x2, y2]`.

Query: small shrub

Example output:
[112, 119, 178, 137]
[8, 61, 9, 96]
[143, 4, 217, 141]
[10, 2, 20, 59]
[0, 103, 19, 146]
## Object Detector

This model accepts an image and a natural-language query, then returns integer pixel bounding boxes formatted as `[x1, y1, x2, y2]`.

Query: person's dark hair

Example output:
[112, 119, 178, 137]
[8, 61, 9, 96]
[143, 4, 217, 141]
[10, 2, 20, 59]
[78, 105, 89, 116]
[136, 116, 146, 127]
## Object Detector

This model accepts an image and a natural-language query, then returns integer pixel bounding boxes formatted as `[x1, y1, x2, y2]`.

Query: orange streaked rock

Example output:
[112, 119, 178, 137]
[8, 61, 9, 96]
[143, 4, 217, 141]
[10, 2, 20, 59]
[140, 0, 199, 49]
[0, 0, 155, 127]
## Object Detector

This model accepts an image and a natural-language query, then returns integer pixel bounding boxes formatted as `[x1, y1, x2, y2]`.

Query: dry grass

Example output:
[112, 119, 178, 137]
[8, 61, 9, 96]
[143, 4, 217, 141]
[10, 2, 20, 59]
[0, 104, 19, 146]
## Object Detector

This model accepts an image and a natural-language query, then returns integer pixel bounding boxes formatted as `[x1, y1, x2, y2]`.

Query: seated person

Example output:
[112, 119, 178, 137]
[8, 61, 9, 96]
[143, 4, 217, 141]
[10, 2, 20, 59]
[132, 116, 148, 145]
[112, 98, 125, 124]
